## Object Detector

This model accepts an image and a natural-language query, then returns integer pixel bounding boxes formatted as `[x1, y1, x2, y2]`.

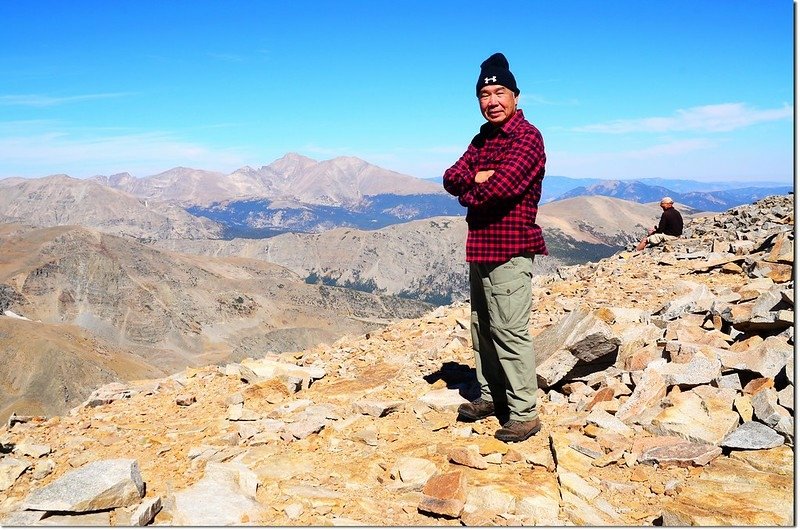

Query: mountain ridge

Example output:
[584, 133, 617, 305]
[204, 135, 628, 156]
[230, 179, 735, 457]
[556, 179, 792, 210]
[91, 153, 444, 208]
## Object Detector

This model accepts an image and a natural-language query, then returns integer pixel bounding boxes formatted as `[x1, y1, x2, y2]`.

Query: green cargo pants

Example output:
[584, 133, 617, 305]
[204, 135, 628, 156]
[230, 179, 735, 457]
[469, 254, 538, 421]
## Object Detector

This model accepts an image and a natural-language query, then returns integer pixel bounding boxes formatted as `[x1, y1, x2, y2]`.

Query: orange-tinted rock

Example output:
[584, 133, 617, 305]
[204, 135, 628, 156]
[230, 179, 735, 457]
[418, 471, 468, 518]
[662, 456, 793, 525]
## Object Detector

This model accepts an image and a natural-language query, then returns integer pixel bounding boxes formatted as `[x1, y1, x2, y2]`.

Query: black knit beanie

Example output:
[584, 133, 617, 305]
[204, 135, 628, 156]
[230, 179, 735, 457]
[476, 52, 519, 96]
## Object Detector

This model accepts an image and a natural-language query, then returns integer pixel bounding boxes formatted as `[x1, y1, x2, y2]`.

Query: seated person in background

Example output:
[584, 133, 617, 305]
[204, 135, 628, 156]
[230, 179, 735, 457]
[636, 197, 683, 251]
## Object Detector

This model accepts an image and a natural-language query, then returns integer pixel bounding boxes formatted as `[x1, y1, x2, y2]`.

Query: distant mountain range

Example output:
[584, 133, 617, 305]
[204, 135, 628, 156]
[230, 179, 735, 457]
[554, 179, 793, 211]
[0, 165, 671, 305]
[3, 154, 790, 241]
[93, 153, 443, 208]
[427, 174, 791, 211]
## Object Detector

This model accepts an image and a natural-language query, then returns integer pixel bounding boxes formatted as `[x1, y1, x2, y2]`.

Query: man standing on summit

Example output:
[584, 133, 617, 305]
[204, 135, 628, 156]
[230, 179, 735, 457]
[443, 53, 547, 443]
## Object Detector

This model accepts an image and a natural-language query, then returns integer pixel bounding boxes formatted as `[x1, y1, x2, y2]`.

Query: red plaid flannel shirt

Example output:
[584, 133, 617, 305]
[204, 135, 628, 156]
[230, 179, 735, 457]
[443, 110, 548, 263]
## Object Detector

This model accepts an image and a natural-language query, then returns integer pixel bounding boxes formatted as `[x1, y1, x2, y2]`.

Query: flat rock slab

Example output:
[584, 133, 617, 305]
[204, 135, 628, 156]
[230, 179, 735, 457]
[533, 306, 621, 388]
[648, 387, 739, 445]
[418, 387, 469, 411]
[170, 462, 262, 526]
[516, 486, 562, 525]
[464, 484, 516, 516]
[550, 432, 595, 475]
[0, 457, 30, 491]
[448, 446, 489, 470]
[561, 490, 621, 525]
[639, 440, 722, 467]
[653, 352, 721, 386]
[0, 510, 46, 526]
[586, 408, 634, 437]
[662, 456, 793, 525]
[38, 510, 112, 526]
[130, 496, 162, 526]
[391, 456, 437, 490]
[752, 388, 794, 440]
[615, 367, 666, 424]
[22, 459, 144, 513]
[729, 444, 793, 476]
[656, 281, 712, 320]
[721, 421, 785, 450]
[717, 336, 792, 378]
[353, 398, 403, 417]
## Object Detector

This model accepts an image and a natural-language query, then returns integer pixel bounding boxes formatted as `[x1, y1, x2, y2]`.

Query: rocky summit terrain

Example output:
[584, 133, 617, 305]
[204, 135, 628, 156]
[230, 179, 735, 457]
[0, 194, 794, 526]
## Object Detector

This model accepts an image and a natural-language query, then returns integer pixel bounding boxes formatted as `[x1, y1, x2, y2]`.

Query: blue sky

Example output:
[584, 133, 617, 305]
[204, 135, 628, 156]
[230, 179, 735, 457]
[0, 0, 794, 183]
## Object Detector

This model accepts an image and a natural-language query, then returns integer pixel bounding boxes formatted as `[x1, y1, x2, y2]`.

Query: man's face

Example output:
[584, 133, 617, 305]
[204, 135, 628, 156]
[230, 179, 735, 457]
[478, 85, 518, 126]
[660, 201, 672, 210]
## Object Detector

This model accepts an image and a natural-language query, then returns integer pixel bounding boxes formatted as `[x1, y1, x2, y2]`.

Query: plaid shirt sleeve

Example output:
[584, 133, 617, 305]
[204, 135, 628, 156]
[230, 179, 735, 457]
[442, 145, 478, 197]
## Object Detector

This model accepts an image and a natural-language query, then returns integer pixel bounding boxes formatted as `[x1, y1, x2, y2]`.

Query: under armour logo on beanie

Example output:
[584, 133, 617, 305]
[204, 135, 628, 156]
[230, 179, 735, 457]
[475, 52, 519, 96]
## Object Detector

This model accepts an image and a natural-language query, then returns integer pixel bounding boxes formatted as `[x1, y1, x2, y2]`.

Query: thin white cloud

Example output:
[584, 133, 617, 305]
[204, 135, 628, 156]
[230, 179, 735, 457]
[618, 138, 718, 158]
[575, 103, 793, 134]
[0, 130, 249, 177]
[519, 93, 579, 107]
[0, 93, 134, 108]
[549, 138, 717, 165]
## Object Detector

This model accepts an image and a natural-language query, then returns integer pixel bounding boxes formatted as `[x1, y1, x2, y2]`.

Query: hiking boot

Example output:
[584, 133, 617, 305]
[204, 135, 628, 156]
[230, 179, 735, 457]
[494, 418, 541, 442]
[457, 398, 495, 421]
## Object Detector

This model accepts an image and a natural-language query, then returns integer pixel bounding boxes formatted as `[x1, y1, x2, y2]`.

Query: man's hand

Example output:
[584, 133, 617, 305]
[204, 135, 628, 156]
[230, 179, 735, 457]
[474, 169, 495, 183]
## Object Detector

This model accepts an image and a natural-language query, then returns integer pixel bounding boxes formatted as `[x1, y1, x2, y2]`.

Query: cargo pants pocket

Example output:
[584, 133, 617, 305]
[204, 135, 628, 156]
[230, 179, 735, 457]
[489, 275, 530, 328]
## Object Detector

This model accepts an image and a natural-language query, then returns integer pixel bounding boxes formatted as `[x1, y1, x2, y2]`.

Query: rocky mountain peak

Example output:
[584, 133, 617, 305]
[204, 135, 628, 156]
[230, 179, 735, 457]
[267, 153, 319, 173]
[229, 165, 258, 176]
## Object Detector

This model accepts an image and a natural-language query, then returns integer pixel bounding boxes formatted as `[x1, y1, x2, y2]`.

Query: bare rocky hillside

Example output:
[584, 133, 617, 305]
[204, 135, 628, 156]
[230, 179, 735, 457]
[0, 223, 432, 420]
[0, 175, 223, 240]
[157, 217, 472, 304]
[0, 194, 792, 526]
[0, 318, 166, 421]
[157, 196, 699, 304]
